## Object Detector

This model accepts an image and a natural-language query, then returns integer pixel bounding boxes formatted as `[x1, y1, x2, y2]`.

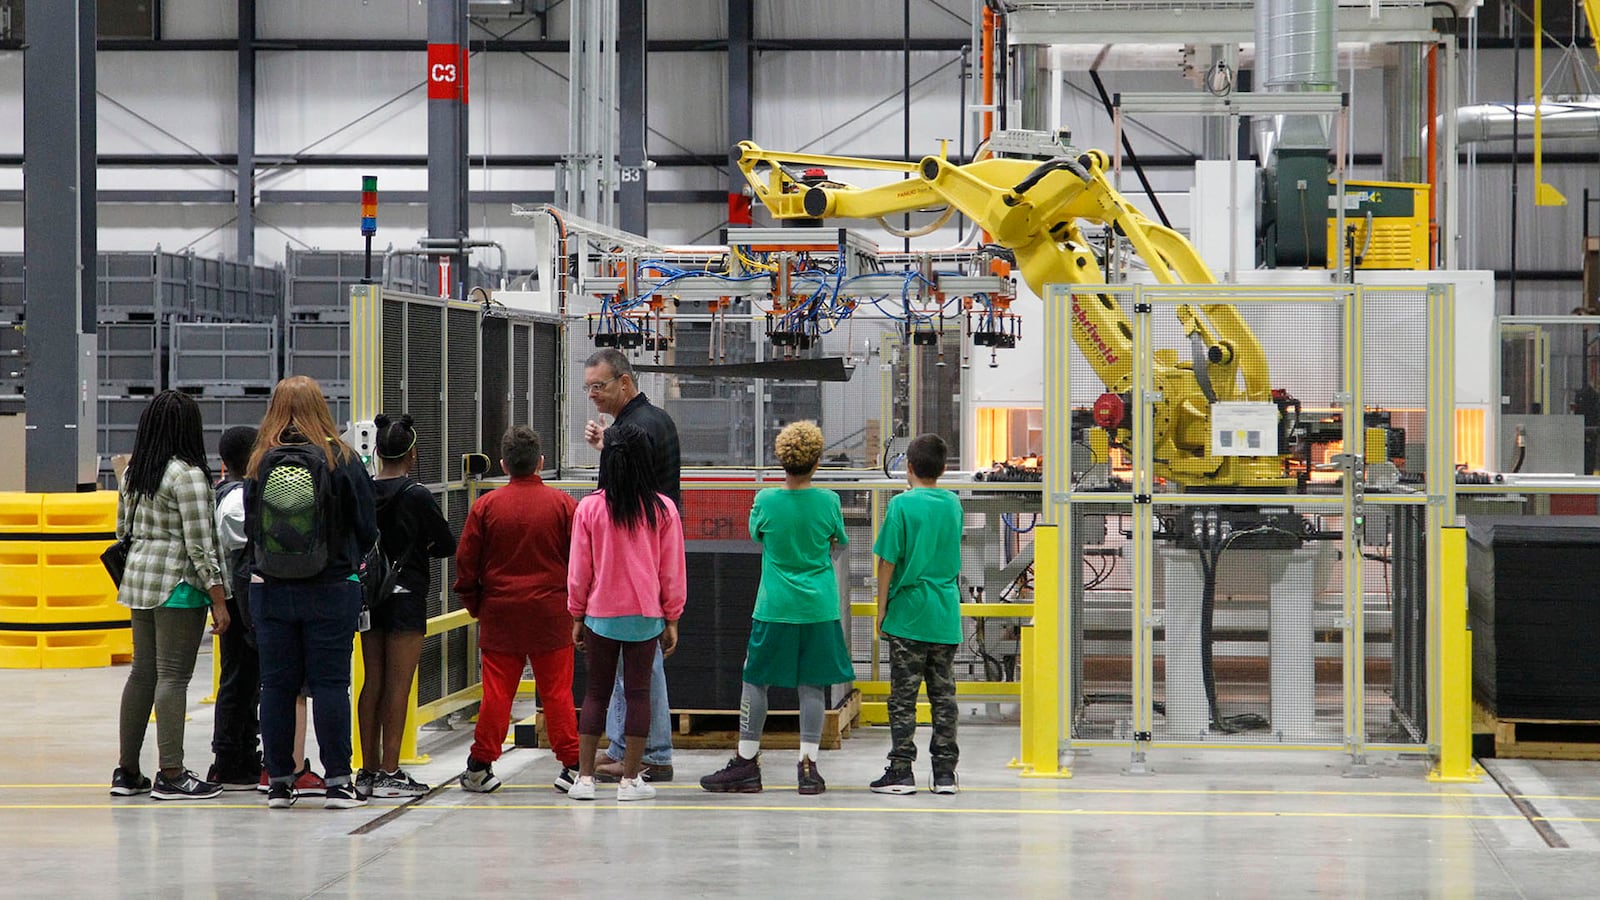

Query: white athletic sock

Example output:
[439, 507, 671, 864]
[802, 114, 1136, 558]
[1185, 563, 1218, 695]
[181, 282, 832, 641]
[738, 740, 761, 760]
[799, 741, 820, 762]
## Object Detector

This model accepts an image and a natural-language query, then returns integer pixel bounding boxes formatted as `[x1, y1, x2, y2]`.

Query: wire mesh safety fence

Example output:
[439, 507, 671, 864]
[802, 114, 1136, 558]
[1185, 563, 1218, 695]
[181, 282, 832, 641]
[366, 289, 563, 710]
[1051, 283, 1445, 758]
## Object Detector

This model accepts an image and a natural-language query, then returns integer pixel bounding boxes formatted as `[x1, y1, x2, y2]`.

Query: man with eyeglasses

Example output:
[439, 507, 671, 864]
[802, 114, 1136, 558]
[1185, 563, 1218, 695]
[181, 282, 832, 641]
[581, 348, 682, 783]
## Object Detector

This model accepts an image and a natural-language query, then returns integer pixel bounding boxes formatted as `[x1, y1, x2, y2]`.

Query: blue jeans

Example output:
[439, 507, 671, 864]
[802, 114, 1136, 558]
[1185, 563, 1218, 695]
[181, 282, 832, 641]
[253, 578, 362, 786]
[605, 644, 673, 765]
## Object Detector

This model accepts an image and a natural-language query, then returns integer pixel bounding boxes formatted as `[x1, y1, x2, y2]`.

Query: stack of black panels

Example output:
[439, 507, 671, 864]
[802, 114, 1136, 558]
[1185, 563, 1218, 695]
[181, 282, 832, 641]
[1469, 516, 1600, 719]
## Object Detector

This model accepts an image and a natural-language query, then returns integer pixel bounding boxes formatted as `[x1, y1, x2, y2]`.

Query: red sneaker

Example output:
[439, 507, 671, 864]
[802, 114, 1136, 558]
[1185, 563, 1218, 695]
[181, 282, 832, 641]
[292, 764, 327, 797]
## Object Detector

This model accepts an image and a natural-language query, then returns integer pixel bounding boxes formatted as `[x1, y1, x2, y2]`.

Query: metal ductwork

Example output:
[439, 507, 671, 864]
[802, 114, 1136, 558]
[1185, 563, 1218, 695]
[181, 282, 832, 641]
[1256, 0, 1337, 268]
[1261, 0, 1336, 149]
[1455, 99, 1600, 144]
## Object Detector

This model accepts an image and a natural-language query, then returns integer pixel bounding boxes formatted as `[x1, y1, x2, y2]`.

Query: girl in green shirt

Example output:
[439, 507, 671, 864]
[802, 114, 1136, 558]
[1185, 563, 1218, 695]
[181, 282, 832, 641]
[700, 421, 853, 795]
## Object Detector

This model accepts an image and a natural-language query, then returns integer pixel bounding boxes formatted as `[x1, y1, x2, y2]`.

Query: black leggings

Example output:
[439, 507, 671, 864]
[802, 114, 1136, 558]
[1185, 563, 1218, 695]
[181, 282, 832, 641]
[579, 627, 656, 739]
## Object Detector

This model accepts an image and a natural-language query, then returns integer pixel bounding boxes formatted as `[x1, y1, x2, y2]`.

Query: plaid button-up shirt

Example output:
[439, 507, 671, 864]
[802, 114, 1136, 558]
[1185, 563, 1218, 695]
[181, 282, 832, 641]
[116, 458, 225, 610]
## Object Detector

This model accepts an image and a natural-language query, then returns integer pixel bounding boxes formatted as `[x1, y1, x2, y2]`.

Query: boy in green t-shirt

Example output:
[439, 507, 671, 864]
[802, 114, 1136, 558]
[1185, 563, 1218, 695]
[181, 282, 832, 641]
[871, 433, 963, 795]
[699, 421, 853, 796]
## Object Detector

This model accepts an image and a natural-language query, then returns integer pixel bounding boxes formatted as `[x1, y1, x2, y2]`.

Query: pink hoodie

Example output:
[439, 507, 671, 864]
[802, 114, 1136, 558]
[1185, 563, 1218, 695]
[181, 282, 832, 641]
[567, 490, 687, 622]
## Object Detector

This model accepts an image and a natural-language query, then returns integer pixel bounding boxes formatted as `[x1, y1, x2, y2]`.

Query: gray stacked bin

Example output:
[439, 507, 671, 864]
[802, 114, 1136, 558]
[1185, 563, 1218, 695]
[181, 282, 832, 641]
[0, 254, 22, 412]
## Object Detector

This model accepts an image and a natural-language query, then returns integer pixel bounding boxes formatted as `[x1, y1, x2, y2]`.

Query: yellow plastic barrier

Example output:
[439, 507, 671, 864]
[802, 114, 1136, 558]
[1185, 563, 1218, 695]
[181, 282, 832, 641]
[0, 491, 131, 669]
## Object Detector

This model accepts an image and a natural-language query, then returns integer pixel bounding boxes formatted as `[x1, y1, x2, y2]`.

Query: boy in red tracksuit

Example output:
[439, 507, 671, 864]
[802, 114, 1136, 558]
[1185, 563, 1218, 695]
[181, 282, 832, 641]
[454, 426, 581, 793]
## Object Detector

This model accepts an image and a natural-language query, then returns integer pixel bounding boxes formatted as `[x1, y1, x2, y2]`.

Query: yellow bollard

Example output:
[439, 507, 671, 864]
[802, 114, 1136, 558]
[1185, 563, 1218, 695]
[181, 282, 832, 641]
[203, 633, 220, 704]
[400, 671, 427, 766]
[351, 633, 366, 770]
[1019, 524, 1069, 778]
[351, 632, 429, 770]
[1009, 626, 1036, 769]
[1429, 526, 1483, 783]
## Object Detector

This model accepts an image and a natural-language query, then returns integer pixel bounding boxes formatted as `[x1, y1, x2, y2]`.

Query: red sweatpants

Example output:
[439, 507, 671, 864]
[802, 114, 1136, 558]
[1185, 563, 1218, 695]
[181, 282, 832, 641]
[471, 646, 579, 769]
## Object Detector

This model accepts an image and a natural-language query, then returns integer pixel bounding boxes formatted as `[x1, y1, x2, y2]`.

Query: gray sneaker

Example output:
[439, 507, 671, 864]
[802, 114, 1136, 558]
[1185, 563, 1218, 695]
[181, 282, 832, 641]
[369, 769, 429, 799]
[353, 768, 376, 800]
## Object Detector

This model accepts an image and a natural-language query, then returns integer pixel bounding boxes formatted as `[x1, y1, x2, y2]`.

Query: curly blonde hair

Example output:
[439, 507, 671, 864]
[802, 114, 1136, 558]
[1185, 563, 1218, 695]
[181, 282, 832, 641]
[774, 420, 825, 475]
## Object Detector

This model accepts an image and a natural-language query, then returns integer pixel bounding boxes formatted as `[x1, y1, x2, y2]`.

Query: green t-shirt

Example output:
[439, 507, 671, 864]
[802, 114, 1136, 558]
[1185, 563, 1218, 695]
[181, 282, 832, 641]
[163, 580, 211, 609]
[748, 487, 848, 624]
[873, 487, 963, 645]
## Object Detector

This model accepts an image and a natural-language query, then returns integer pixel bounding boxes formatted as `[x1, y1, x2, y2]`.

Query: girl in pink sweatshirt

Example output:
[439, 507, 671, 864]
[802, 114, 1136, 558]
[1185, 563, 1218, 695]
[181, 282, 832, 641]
[567, 424, 687, 801]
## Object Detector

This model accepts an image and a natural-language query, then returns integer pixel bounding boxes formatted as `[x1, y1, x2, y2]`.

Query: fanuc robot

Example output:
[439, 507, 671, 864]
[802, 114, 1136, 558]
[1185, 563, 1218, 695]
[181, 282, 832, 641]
[736, 134, 1299, 492]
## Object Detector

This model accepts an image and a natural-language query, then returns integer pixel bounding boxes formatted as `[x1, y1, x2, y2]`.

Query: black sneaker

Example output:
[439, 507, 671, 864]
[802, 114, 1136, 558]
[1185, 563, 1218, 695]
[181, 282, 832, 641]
[699, 755, 762, 793]
[151, 770, 224, 801]
[369, 768, 429, 799]
[797, 758, 826, 796]
[552, 765, 578, 794]
[932, 769, 959, 795]
[266, 782, 295, 809]
[869, 765, 916, 795]
[324, 783, 368, 809]
[462, 758, 503, 794]
[209, 761, 262, 792]
[110, 766, 151, 797]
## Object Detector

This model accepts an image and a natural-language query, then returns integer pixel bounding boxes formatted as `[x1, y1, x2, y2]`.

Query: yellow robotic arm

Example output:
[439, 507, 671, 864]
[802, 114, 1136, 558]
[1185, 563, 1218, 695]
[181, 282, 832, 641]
[735, 138, 1292, 490]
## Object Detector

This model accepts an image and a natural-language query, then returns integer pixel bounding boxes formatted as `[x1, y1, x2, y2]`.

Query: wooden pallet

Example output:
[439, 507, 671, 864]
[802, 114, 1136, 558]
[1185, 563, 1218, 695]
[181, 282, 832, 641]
[516, 689, 862, 752]
[1475, 704, 1600, 760]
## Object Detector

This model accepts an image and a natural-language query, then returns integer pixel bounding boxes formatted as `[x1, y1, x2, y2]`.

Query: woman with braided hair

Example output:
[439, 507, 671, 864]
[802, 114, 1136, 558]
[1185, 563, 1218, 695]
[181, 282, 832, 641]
[357, 413, 456, 799]
[110, 390, 231, 801]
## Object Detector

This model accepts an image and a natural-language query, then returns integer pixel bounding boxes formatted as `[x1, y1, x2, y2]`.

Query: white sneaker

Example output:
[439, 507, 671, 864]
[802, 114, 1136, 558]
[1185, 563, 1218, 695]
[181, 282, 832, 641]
[617, 776, 657, 802]
[567, 776, 596, 801]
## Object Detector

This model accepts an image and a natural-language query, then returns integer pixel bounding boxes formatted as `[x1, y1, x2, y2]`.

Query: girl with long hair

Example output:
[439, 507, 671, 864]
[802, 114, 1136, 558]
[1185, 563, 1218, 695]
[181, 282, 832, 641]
[566, 423, 686, 801]
[111, 390, 232, 801]
[357, 414, 456, 799]
[246, 376, 378, 810]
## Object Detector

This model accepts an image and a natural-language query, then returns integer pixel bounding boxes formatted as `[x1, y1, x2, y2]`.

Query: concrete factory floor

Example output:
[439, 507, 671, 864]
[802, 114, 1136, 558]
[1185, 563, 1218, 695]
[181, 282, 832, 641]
[4, 653, 1600, 899]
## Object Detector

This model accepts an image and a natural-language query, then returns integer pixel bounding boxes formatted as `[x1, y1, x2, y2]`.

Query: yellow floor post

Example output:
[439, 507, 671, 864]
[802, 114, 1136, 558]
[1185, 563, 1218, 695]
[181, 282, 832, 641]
[1008, 626, 1036, 769]
[399, 673, 428, 766]
[1430, 526, 1483, 783]
[203, 633, 220, 704]
[351, 634, 367, 771]
[1019, 524, 1069, 778]
[351, 633, 430, 769]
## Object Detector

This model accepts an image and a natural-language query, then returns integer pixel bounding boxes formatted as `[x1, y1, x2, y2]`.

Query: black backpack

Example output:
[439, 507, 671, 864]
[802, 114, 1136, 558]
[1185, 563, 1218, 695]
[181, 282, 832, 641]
[247, 443, 338, 580]
[361, 539, 404, 610]
[362, 481, 425, 610]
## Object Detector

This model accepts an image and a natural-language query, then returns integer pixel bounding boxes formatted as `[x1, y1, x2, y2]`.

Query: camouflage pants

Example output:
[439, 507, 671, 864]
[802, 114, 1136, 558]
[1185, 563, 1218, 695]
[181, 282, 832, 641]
[885, 635, 959, 771]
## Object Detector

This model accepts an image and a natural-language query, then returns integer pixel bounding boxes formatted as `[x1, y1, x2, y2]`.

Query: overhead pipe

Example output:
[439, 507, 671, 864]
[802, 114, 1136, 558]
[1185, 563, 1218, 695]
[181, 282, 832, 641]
[1453, 100, 1600, 144]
